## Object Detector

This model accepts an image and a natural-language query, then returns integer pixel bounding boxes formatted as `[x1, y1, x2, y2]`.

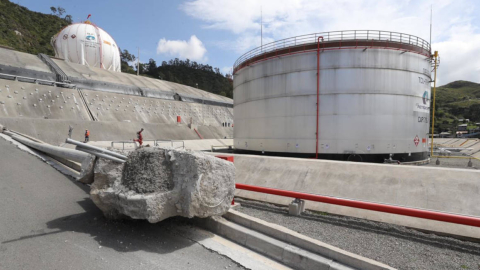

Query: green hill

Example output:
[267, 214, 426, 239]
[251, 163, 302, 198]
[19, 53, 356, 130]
[0, 0, 70, 55]
[433, 80, 480, 133]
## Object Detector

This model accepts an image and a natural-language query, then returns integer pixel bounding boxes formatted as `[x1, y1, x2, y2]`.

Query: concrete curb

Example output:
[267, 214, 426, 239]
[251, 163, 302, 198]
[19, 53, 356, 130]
[197, 216, 348, 270]
[222, 210, 395, 270]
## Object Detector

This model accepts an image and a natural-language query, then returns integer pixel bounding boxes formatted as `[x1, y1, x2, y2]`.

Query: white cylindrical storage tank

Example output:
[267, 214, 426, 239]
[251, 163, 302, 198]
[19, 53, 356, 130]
[51, 22, 121, 72]
[233, 30, 432, 162]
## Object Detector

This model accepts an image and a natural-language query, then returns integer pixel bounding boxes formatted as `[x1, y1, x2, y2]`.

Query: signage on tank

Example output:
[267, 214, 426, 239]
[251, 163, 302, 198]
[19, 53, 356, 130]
[414, 91, 430, 113]
[414, 135, 420, 147]
[85, 32, 97, 48]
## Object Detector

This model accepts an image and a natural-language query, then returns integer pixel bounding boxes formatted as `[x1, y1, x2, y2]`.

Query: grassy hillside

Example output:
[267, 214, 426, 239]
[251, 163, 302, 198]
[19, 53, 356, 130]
[0, 0, 69, 55]
[433, 80, 480, 133]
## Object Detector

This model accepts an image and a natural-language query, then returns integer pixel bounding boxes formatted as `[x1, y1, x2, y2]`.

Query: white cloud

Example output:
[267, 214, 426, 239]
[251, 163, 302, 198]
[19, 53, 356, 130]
[221, 66, 233, 75]
[181, 0, 480, 84]
[156, 35, 207, 62]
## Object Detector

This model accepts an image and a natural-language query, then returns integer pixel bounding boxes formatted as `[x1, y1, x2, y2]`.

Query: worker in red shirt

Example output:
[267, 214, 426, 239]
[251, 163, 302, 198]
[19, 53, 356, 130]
[84, 129, 90, 143]
[133, 128, 144, 147]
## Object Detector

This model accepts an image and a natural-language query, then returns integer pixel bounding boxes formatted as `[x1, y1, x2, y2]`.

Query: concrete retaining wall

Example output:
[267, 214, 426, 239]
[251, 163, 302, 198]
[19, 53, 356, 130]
[52, 59, 232, 103]
[0, 79, 90, 120]
[80, 89, 233, 126]
[0, 117, 233, 145]
[232, 154, 480, 239]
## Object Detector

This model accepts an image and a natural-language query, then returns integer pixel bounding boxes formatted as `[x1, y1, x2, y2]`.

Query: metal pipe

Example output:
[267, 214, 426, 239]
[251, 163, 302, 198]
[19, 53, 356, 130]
[75, 146, 125, 163]
[66, 138, 127, 160]
[430, 51, 438, 157]
[5, 132, 89, 163]
[316, 36, 324, 159]
[235, 183, 480, 228]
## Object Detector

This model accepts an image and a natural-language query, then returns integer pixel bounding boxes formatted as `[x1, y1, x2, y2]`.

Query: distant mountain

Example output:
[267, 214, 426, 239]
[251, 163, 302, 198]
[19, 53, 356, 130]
[0, 0, 70, 55]
[433, 80, 480, 133]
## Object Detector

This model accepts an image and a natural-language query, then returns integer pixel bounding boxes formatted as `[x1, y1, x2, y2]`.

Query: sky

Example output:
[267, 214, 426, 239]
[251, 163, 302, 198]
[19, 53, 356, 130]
[15, 0, 480, 85]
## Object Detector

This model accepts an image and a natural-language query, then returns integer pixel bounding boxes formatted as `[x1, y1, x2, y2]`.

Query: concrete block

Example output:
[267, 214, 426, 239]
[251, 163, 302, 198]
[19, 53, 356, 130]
[90, 148, 235, 222]
[289, 202, 300, 216]
[289, 199, 305, 216]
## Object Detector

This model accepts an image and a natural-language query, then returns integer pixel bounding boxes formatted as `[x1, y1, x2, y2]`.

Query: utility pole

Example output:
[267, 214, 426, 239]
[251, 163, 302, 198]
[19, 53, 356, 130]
[137, 47, 140, 76]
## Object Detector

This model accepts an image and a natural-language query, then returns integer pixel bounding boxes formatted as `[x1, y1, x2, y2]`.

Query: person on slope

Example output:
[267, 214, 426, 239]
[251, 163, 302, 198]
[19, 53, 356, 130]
[133, 128, 144, 148]
[84, 129, 90, 143]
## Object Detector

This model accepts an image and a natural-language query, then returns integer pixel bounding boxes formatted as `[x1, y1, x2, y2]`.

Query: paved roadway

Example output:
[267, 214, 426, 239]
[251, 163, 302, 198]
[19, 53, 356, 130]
[0, 138, 244, 270]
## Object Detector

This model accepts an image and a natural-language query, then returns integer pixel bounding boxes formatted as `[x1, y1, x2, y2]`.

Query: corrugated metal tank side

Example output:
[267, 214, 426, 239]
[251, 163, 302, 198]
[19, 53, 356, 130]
[234, 48, 431, 160]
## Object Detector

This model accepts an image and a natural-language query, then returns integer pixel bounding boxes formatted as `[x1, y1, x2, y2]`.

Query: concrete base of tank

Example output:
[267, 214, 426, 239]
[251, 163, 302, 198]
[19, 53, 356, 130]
[234, 149, 429, 163]
[90, 148, 235, 223]
[217, 152, 480, 239]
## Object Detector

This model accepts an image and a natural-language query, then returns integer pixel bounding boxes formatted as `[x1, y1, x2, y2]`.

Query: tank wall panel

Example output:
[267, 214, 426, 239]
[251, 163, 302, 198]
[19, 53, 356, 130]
[234, 47, 431, 159]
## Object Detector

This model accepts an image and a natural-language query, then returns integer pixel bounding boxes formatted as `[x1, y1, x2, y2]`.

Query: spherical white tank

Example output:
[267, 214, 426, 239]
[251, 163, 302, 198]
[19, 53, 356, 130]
[51, 22, 121, 72]
[233, 31, 432, 162]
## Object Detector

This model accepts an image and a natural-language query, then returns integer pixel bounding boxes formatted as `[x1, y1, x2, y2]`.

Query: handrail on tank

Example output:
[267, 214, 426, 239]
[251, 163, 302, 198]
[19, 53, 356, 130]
[235, 183, 480, 228]
[232, 30, 431, 73]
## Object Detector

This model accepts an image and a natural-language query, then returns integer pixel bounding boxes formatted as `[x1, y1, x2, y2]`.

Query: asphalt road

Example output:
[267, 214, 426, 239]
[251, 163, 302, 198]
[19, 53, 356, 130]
[0, 138, 244, 270]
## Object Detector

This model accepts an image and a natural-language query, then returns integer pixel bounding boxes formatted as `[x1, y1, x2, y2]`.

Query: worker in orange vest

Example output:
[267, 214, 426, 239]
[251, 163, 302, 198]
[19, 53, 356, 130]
[133, 128, 144, 147]
[84, 129, 90, 143]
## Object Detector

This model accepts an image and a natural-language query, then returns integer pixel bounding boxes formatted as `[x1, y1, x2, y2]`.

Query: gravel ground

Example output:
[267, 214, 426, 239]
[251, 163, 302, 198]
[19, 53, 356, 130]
[235, 198, 480, 270]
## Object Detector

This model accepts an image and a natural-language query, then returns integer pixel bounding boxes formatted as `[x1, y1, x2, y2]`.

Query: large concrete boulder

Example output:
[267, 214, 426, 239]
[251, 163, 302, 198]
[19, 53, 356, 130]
[90, 148, 235, 223]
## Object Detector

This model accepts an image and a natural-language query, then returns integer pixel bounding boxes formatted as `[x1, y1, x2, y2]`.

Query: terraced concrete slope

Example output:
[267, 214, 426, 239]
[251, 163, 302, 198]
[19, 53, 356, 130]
[0, 47, 55, 81]
[80, 89, 233, 126]
[0, 47, 233, 145]
[52, 58, 232, 104]
[0, 79, 90, 120]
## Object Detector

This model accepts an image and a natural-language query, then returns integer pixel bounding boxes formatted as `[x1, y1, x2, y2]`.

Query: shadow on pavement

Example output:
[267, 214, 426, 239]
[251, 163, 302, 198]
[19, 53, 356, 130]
[3, 198, 210, 255]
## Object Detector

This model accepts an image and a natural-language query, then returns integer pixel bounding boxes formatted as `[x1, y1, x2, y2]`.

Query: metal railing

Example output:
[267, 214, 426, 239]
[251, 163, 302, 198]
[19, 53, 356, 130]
[111, 140, 137, 150]
[155, 140, 185, 149]
[236, 183, 480, 228]
[110, 140, 186, 150]
[233, 30, 431, 72]
[215, 155, 480, 228]
[0, 72, 75, 88]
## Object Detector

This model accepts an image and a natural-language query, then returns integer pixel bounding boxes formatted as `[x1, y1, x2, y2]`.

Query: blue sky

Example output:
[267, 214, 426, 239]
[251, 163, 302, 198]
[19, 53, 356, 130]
[15, 0, 480, 84]
[16, 0, 237, 73]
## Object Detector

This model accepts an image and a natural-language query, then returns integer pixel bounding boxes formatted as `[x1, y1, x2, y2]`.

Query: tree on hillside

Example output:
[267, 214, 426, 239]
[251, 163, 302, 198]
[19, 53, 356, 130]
[120, 56, 233, 98]
[64, 15, 73, 24]
[120, 49, 136, 74]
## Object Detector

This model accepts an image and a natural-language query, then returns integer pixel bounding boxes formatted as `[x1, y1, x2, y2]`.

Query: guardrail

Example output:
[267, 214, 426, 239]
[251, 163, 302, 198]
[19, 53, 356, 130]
[235, 183, 480, 228]
[110, 140, 186, 150]
[0, 72, 75, 88]
[215, 155, 480, 228]
[154, 140, 185, 149]
[233, 30, 431, 73]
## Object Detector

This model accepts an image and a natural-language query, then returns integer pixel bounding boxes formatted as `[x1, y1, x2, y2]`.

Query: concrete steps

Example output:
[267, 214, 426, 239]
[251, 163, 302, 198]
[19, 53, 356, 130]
[197, 210, 394, 270]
